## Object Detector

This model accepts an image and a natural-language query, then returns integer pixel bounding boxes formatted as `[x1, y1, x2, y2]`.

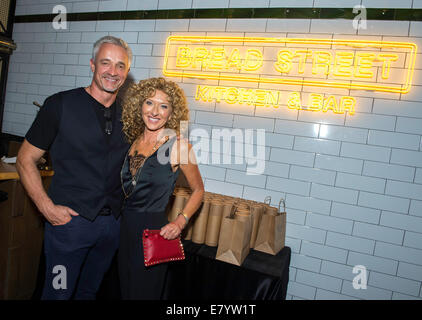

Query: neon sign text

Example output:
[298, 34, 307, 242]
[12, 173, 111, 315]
[164, 36, 417, 94]
[195, 85, 356, 115]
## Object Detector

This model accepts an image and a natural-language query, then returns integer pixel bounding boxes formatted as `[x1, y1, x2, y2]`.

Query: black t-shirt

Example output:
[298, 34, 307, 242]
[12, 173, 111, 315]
[26, 87, 117, 150]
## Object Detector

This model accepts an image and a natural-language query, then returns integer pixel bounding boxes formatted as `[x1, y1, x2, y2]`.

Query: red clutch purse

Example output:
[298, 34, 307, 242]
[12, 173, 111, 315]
[142, 229, 185, 267]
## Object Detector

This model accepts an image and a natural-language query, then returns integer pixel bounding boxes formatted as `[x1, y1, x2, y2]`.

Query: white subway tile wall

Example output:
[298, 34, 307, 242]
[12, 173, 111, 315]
[4, 0, 422, 300]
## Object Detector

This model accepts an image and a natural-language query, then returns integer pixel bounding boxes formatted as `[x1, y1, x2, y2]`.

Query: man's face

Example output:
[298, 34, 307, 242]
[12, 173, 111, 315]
[90, 43, 130, 93]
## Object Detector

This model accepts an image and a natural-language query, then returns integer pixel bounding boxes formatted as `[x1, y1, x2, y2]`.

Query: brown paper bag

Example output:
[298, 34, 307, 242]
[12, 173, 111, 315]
[205, 199, 224, 247]
[191, 193, 212, 244]
[219, 198, 236, 232]
[216, 207, 252, 266]
[182, 220, 194, 240]
[249, 203, 264, 248]
[254, 198, 286, 255]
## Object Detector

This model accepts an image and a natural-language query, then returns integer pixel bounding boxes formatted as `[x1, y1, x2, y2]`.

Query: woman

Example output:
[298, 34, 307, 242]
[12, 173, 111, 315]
[118, 77, 204, 300]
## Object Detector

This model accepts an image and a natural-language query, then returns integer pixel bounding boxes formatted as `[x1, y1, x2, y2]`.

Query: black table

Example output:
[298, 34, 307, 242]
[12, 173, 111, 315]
[35, 240, 291, 300]
[162, 241, 291, 300]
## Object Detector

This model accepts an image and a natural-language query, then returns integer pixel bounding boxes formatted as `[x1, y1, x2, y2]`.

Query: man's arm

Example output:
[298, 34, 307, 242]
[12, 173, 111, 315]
[16, 140, 78, 225]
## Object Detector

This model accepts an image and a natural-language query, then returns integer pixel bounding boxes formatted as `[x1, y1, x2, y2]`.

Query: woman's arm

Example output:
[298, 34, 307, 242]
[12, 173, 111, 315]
[160, 139, 204, 239]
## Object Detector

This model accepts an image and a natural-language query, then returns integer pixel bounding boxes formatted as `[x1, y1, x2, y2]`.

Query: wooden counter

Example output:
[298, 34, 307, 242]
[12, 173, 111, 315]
[0, 161, 54, 180]
[0, 160, 53, 300]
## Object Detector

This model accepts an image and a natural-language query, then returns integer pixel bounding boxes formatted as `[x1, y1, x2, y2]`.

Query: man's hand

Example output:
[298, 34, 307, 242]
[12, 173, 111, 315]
[17, 140, 80, 226]
[42, 203, 79, 226]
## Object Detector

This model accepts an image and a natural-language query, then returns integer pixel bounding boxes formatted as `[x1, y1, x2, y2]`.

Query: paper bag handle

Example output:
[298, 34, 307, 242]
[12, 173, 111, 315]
[229, 202, 238, 219]
[279, 198, 286, 213]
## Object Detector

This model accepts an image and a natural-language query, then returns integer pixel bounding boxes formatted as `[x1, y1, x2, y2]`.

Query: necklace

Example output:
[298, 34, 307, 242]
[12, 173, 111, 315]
[121, 135, 169, 199]
[129, 137, 163, 185]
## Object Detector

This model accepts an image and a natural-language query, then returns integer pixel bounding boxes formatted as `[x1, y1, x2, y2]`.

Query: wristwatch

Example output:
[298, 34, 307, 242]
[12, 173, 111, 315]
[177, 212, 189, 225]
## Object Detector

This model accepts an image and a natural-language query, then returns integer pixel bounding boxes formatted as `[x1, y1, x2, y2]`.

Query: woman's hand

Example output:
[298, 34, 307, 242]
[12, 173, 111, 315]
[160, 221, 183, 240]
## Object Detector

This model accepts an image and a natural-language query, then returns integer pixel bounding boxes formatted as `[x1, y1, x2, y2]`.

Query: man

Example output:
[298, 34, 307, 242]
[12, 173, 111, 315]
[16, 36, 132, 299]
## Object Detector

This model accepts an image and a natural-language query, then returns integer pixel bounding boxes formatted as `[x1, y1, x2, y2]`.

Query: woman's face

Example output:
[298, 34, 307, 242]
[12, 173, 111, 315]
[141, 89, 173, 132]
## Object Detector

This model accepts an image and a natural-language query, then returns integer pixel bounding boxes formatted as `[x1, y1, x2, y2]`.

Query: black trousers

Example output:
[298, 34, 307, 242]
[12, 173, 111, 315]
[118, 210, 169, 300]
[41, 214, 120, 300]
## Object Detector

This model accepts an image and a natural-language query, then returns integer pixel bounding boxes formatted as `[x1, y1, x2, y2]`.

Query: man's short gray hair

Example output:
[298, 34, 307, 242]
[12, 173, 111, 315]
[92, 36, 132, 68]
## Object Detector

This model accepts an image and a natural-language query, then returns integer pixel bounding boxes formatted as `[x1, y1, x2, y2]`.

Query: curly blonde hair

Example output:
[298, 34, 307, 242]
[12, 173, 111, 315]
[121, 77, 189, 143]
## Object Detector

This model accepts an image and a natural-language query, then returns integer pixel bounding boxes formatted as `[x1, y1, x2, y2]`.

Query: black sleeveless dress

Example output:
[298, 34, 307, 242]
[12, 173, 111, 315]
[118, 137, 180, 300]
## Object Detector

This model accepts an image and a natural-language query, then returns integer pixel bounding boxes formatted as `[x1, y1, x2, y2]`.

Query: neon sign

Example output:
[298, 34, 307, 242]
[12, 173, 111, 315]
[163, 36, 417, 115]
[163, 36, 417, 94]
